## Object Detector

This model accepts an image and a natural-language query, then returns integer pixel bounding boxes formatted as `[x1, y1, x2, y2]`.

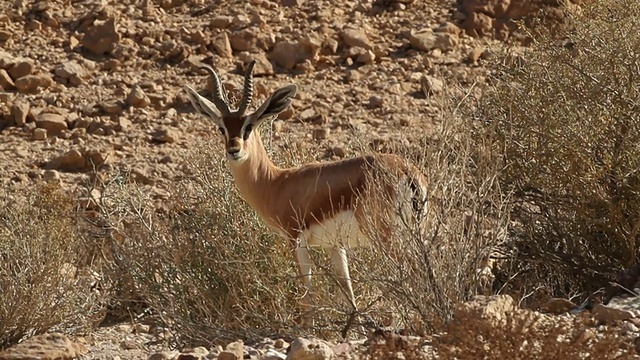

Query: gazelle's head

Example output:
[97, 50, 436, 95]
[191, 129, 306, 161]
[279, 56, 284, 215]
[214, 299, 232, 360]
[184, 60, 297, 162]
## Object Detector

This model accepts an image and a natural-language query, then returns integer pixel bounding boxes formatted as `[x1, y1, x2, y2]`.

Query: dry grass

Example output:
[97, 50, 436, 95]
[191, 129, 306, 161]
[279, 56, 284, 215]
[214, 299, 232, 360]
[0, 184, 103, 349]
[479, 0, 640, 304]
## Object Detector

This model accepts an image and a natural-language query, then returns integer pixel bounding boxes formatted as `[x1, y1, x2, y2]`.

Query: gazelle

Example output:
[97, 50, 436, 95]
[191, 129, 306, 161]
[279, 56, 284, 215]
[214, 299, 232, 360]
[184, 60, 428, 326]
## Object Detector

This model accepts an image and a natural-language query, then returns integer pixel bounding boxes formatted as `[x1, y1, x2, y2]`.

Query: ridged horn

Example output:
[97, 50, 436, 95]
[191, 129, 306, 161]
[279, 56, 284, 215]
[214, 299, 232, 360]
[237, 60, 256, 115]
[198, 65, 231, 116]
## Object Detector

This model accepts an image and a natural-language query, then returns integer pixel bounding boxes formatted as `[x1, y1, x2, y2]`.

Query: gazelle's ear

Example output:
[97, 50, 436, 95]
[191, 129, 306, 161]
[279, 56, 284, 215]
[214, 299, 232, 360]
[248, 84, 297, 126]
[184, 85, 223, 122]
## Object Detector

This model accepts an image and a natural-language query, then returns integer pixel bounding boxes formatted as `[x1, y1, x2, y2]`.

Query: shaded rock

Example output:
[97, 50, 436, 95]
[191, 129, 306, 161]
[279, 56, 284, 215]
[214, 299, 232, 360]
[286, 338, 333, 360]
[82, 18, 120, 55]
[0, 50, 16, 69]
[0, 69, 14, 89]
[54, 61, 86, 86]
[229, 28, 258, 52]
[8, 59, 35, 80]
[592, 303, 635, 324]
[33, 128, 47, 140]
[538, 298, 576, 315]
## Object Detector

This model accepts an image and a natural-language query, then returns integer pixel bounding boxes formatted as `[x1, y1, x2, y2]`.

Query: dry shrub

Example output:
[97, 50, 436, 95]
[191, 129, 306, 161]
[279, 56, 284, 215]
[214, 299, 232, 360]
[347, 85, 510, 334]
[97, 140, 321, 345]
[0, 183, 102, 349]
[433, 312, 636, 359]
[481, 0, 640, 302]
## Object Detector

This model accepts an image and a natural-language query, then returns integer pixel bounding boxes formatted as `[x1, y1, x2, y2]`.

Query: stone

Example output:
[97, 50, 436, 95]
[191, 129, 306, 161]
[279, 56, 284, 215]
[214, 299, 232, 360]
[223, 340, 243, 360]
[217, 351, 240, 360]
[8, 60, 34, 80]
[270, 39, 319, 70]
[35, 113, 68, 135]
[420, 75, 444, 95]
[0, 69, 14, 89]
[281, 0, 304, 6]
[274, 339, 288, 349]
[538, 298, 576, 315]
[340, 28, 374, 50]
[82, 18, 120, 55]
[0, 50, 16, 68]
[148, 352, 179, 360]
[212, 32, 233, 58]
[10, 100, 29, 126]
[152, 128, 178, 143]
[14, 74, 54, 93]
[229, 28, 257, 52]
[592, 303, 635, 324]
[286, 338, 333, 360]
[210, 15, 233, 28]
[0, 333, 83, 360]
[455, 295, 516, 328]
[0, 30, 11, 42]
[55, 61, 86, 80]
[263, 349, 287, 360]
[127, 85, 150, 108]
[33, 128, 47, 140]
[408, 31, 458, 52]
[45, 150, 85, 171]
[313, 128, 330, 140]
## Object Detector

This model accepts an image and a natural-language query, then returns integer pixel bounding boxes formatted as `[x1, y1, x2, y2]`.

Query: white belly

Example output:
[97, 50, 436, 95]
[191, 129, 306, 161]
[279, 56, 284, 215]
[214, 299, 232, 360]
[303, 210, 369, 248]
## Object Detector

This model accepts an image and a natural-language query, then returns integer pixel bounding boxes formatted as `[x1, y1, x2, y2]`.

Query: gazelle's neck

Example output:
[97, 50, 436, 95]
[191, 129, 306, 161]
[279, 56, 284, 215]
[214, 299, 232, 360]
[227, 129, 281, 212]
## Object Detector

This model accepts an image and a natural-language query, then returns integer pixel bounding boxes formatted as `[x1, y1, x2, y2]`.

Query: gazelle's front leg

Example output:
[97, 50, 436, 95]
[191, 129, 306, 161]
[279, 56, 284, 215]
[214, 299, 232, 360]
[329, 247, 357, 312]
[294, 239, 314, 325]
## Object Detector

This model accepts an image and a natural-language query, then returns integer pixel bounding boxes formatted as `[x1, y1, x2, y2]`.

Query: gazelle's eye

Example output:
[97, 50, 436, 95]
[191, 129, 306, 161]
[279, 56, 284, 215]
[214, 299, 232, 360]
[218, 127, 225, 135]
[243, 124, 253, 140]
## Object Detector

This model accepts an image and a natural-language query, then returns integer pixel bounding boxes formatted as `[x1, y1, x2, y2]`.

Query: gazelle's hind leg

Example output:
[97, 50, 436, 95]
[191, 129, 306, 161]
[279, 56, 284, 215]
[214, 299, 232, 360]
[294, 240, 314, 326]
[329, 247, 357, 311]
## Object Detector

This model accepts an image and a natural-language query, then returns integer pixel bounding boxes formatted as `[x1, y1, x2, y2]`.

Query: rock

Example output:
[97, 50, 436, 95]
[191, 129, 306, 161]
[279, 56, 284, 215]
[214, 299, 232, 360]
[127, 85, 150, 108]
[35, 113, 68, 135]
[286, 338, 333, 360]
[33, 128, 47, 140]
[281, 0, 304, 6]
[148, 352, 179, 360]
[8, 59, 34, 80]
[210, 15, 233, 28]
[592, 303, 635, 324]
[270, 38, 320, 70]
[54, 61, 86, 85]
[538, 298, 576, 315]
[152, 128, 178, 143]
[455, 295, 516, 327]
[229, 28, 258, 52]
[176, 354, 201, 360]
[10, 100, 29, 126]
[45, 150, 85, 171]
[14, 74, 54, 93]
[0, 50, 16, 68]
[468, 46, 485, 63]
[263, 349, 287, 360]
[120, 340, 142, 350]
[274, 339, 288, 349]
[408, 31, 458, 52]
[0, 69, 15, 89]
[340, 28, 374, 50]
[82, 18, 120, 55]
[218, 351, 239, 360]
[313, 128, 329, 140]
[223, 340, 243, 360]
[43, 169, 61, 182]
[0, 333, 84, 360]
[420, 75, 444, 95]
[0, 30, 11, 42]
[212, 32, 233, 58]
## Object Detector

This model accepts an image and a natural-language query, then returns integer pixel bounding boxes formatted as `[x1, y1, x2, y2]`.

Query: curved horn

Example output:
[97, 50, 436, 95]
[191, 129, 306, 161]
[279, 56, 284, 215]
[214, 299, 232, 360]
[199, 65, 231, 116]
[237, 60, 256, 115]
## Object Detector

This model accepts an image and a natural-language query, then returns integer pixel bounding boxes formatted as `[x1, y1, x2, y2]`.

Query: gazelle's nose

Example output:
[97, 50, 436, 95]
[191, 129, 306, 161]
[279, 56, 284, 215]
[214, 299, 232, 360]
[227, 149, 242, 160]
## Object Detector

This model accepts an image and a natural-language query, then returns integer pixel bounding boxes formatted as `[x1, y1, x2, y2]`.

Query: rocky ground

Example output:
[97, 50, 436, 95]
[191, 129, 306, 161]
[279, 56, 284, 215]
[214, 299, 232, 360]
[3, 0, 637, 359]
